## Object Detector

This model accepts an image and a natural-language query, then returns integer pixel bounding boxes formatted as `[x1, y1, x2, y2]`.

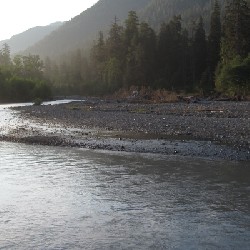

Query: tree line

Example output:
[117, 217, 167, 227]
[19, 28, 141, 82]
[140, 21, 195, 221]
[44, 0, 249, 97]
[1, 0, 249, 101]
[0, 43, 51, 102]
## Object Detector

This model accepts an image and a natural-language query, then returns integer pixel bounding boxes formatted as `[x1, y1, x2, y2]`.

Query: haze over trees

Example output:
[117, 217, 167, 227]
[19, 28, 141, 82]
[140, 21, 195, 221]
[24, 0, 228, 60]
[41, 0, 250, 96]
[0, 0, 249, 102]
[0, 43, 51, 102]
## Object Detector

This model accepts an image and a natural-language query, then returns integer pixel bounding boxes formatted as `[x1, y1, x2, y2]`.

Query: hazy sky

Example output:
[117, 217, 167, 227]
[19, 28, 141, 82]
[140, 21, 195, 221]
[0, 0, 99, 41]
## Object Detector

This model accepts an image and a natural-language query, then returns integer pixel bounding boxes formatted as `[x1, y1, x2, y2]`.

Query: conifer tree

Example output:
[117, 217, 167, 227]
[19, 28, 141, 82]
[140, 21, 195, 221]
[106, 17, 124, 60]
[221, 0, 250, 63]
[104, 17, 124, 89]
[157, 15, 185, 89]
[193, 16, 207, 85]
[124, 11, 139, 48]
[136, 22, 157, 85]
[124, 11, 140, 86]
[208, 0, 221, 75]
[0, 43, 11, 68]
[91, 31, 106, 83]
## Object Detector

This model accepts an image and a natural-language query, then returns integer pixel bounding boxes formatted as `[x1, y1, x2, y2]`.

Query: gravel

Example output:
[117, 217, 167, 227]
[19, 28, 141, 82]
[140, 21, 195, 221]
[8, 99, 250, 161]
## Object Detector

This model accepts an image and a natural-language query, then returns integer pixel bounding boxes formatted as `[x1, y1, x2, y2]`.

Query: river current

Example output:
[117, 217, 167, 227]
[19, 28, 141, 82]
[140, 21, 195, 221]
[0, 102, 249, 249]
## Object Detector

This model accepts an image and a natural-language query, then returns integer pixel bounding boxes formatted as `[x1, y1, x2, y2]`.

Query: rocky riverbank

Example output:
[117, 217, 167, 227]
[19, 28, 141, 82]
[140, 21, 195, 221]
[2, 99, 250, 161]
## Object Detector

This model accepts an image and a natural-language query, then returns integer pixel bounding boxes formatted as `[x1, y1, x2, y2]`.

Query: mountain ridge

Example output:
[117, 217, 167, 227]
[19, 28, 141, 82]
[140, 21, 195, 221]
[25, 0, 150, 59]
[0, 22, 63, 55]
[24, 0, 225, 59]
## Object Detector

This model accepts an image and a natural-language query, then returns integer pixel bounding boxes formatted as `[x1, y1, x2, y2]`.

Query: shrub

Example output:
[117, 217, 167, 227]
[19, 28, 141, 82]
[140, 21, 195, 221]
[33, 98, 43, 106]
[216, 55, 250, 96]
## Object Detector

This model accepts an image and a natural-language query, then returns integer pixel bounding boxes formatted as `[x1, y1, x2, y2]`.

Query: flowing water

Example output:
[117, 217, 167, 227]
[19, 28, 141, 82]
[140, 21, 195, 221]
[0, 103, 249, 249]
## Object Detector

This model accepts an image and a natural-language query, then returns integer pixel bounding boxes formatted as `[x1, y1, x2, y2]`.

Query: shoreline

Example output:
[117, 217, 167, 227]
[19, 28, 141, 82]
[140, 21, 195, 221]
[1, 99, 250, 161]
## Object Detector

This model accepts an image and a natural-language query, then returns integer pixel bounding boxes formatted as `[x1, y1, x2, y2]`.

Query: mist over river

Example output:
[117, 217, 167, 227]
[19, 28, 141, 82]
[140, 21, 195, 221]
[0, 141, 249, 249]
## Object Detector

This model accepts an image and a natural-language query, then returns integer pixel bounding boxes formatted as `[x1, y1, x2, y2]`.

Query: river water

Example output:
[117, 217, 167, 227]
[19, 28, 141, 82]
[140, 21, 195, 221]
[0, 103, 250, 249]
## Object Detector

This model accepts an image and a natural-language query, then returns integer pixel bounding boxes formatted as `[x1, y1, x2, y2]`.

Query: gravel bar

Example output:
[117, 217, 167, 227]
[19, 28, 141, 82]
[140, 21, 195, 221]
[4, 99, 250, 161]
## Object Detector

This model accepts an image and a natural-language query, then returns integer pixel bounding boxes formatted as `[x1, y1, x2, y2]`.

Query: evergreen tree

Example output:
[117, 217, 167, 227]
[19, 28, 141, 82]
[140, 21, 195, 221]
[221, 0, 250, 63]
[91, 31, 107, 83]
[123, 11, 140, 86]
[22, 55, 44, 80]
[12, 55, 24, 77]
[157, 16, 186, 90]
[105, 17, 124, 89]
[0, 43, 11, 68]
[106, 17, 124, 60]
[216, 55, 250, 95]
[124, 11, 139, 49]
[69, 49, 82, 90]
[208, 0, 221, 76]
[193, 16, 207, 86]
[136, 22, 157, 85]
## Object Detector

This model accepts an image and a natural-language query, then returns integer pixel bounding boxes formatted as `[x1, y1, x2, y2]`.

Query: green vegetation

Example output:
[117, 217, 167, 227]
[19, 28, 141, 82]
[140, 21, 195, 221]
[216, 0, 250, 96]
[42, 0, 249, 97]
[216, 55, 250, 96]
[1, 0, 249, 100]
[0, 45, 51, 103]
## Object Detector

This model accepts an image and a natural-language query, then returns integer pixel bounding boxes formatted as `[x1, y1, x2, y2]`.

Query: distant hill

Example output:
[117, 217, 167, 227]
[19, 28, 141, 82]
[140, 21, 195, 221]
[25, 0, 150, 59]
[0, 22, 63, 55]
[24, 0, 226, 59]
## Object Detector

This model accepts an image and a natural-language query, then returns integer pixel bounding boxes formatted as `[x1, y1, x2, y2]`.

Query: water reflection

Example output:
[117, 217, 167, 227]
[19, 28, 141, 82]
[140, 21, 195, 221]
[0, 100, 81, 136]
[0, 142, 249, 249]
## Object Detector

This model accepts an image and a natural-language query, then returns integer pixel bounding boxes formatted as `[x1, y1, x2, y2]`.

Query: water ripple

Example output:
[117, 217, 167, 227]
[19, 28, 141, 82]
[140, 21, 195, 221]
[0, 141, 249, 249]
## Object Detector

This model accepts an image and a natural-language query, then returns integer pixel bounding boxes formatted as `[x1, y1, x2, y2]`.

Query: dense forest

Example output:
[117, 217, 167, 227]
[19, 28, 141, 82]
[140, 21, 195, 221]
[0, 43, 51, 102]
[0, 0, 249, 102]
[43, 0, 250, 97]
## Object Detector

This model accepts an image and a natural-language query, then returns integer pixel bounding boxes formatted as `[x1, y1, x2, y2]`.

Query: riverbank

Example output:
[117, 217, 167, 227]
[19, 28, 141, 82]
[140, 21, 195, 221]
[1, 99, 250, 161]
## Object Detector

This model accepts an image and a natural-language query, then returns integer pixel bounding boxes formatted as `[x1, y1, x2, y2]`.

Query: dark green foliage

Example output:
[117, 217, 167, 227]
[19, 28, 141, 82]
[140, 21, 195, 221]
[136, 22, 157, 85]
[157, 16, 188, 90]
[221, 0, 250, 63]
[0, 43, 11, 68]
[33, 98, 43, 106]
[0, 47, 52, 103]
[6, 78, 36, 102]
[12, 54, 44, 80]
[32, 82, 52, 100]
[140, 0, 225, 32]
[193, 17, 207, 86]
[216, 55, 250, 95]
[123, 11, 140, 86]
[43, 12, 210, 95]
[41, 2, 249, 97]
[215, 0, 250, 94]
[208, 0, 221, 78]
[106, 17, 125, 60]
[0, 76, 51, 102]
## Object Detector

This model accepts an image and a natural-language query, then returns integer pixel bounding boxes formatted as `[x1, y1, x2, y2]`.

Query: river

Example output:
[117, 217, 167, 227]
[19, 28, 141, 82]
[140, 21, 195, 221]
[0, 102, 250, 249]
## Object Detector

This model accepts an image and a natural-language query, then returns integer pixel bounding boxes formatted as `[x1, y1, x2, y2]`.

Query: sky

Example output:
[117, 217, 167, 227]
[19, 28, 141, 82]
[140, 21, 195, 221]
[0, 0, 99, 41]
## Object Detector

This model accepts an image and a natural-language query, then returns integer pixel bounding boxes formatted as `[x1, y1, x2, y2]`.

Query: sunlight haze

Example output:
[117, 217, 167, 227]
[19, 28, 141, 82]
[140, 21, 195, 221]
[0, 0, 99, 41]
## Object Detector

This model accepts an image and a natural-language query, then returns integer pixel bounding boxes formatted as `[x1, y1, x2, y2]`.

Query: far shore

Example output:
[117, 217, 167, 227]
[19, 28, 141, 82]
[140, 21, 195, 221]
[1, 98, 249, 161]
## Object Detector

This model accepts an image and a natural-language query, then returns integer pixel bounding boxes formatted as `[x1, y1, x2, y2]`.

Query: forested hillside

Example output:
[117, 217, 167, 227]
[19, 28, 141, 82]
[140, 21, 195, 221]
[1, 0, 249, 102]
[25, 0, 228, 59]
[41, 0, 249, 97]
[140, 0, 226, 31]
[25, 0, 151, 59]
[0, 22, 62, 55]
